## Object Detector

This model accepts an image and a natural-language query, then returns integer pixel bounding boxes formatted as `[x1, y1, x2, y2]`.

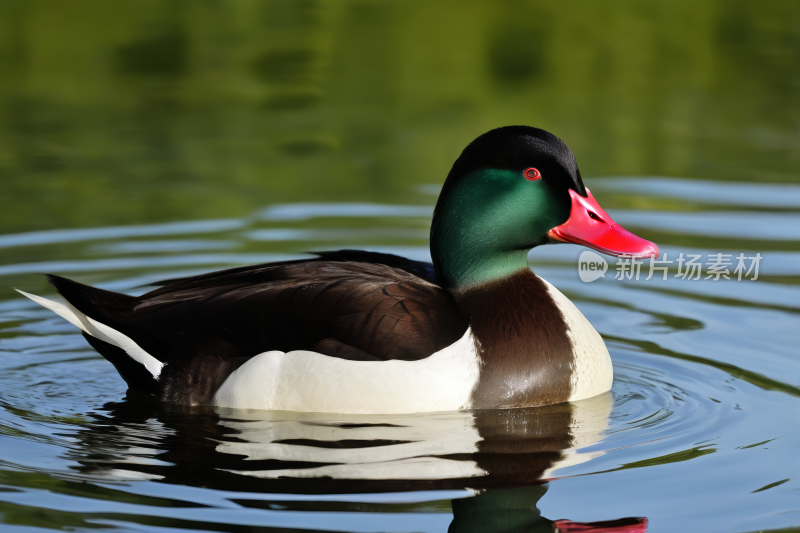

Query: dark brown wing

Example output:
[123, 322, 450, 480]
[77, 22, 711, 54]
[49, 260, 466, 366]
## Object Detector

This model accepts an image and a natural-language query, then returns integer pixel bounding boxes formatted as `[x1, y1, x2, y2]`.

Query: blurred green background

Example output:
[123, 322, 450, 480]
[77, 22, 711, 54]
[0, 0, 798, 234]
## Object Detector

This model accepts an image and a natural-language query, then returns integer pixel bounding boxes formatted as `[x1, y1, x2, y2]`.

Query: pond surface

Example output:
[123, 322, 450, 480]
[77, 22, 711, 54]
[1, 2, 799, 533]
[2, 177, 798, 533]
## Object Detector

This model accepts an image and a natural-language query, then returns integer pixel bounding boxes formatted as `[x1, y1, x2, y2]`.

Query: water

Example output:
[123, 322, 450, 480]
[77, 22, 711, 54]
[1, 2, 799, 532]
[2, 179, 798, 532]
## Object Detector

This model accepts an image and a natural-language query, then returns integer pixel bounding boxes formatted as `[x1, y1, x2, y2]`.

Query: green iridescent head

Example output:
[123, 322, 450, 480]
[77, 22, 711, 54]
[430, 126, 587, 290]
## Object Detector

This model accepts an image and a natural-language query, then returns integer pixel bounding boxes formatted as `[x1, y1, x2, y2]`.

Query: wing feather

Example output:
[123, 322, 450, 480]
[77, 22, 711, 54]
[86, 259, 466, 365]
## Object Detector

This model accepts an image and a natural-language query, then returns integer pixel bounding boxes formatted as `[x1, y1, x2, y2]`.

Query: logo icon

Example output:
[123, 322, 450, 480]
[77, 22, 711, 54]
[578, 251, 608, 282]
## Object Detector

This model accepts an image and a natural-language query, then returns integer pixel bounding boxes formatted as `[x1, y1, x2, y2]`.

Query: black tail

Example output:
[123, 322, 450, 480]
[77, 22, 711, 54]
[46, 274, 166, 396]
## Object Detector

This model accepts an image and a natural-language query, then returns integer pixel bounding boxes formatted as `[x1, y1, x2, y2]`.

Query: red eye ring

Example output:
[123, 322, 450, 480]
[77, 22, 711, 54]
[524, 167, 541, 181]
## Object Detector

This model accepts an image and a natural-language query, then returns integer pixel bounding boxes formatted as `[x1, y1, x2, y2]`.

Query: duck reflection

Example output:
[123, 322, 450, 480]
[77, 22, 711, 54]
[64, 392, 646, 531]
[214, 392, 612, 487]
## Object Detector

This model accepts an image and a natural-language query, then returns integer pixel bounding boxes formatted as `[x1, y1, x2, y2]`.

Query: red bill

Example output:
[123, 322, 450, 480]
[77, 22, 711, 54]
[548, 189, 660, 259]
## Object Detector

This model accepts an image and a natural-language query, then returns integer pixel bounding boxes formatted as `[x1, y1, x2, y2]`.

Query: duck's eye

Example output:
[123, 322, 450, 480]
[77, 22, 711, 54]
[524, 168, 541, 181]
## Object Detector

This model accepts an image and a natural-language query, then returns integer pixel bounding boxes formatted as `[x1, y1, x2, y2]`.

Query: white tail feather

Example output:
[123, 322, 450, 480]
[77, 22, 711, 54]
[16, 289, 163, 379]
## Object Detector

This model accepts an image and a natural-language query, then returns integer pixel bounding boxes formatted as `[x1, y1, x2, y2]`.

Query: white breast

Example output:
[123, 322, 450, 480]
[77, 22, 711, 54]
[213, 328, 481, 414]
[539, 277, 613, 402]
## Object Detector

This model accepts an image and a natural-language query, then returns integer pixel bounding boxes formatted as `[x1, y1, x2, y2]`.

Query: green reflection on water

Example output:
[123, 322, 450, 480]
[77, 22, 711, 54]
[751, 479, 791, 494]
[599, 445, 717, 473]
[0, 0, 798, 234]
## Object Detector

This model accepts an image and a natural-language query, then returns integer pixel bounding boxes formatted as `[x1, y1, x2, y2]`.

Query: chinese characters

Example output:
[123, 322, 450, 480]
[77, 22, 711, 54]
[613, 253, 762, 281]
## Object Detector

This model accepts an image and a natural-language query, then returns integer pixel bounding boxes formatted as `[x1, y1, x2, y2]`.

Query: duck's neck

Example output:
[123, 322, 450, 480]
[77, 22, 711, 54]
[430, 203, 531, 290]
[434, 247, 530, 291]
[429, 168, 556, 290]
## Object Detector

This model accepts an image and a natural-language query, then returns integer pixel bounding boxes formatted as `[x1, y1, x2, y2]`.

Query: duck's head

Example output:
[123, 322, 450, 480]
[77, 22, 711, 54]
[431, 126, 659, 289]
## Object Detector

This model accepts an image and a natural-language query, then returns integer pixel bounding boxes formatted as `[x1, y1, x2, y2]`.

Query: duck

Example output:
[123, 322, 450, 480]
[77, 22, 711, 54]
[17, 126, 659, 415]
